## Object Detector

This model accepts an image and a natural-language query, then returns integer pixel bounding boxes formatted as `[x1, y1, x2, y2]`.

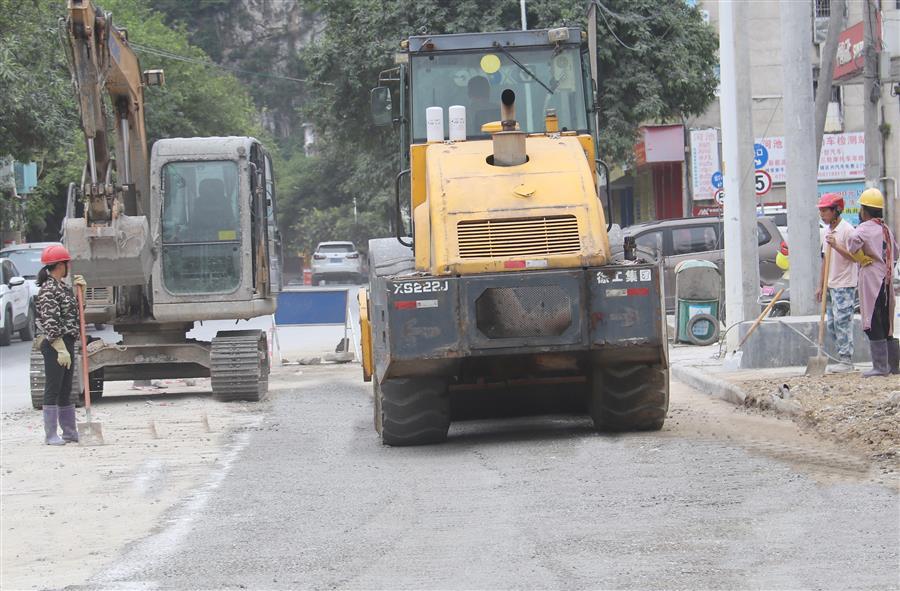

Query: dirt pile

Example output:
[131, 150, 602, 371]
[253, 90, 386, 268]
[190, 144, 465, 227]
[738, 374, 899, 464]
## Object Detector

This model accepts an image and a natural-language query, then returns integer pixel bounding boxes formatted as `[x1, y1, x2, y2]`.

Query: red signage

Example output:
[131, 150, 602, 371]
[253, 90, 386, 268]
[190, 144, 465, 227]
[833, 15, 881, 81]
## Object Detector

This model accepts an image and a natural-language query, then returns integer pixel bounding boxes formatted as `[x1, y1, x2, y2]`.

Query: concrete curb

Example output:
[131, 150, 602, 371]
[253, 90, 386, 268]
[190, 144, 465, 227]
[671, 364, 747, 406]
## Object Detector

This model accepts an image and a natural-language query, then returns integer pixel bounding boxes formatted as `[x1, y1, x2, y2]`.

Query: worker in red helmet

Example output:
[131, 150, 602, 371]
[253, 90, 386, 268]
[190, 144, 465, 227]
[817, 192, 861, 373]
[35, 244, 86, 445]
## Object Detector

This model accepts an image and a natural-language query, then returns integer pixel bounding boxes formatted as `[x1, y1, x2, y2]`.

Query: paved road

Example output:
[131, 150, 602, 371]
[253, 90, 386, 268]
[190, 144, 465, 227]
[83, 365, 899, 590]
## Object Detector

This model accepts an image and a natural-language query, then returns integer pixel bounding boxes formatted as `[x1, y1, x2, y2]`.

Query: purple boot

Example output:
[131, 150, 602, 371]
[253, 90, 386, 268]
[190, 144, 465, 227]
[43, 406, 65, 446]
[59, 405, 79, 443]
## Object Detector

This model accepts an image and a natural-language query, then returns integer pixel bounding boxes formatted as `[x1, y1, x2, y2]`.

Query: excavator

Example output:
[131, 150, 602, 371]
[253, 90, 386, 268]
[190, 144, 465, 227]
[30, 0, 282, 408]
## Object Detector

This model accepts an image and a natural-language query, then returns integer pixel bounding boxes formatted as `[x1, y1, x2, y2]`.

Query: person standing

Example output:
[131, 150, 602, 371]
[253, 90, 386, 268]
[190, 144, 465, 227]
[818, 193, 859, 372]
[846, 188, 899, 377]
[35, 245, 86, 444]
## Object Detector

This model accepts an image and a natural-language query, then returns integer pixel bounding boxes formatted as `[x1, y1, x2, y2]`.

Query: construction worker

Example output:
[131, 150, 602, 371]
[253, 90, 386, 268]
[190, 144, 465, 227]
[845, 188, 899, 377]
[817, 193, 858, 372]
[35, 245, 86, 444]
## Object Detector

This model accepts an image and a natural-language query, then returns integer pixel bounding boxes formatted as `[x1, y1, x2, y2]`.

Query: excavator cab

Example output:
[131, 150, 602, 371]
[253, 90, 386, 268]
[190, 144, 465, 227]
[150, 137, 281, 322]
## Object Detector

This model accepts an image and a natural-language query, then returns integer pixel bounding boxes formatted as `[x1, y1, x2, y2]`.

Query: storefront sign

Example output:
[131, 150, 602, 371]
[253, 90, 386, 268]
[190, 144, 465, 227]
[690, 128, 720, 201]
[755, 131, 865, 184]
[833, 16, 880, 82]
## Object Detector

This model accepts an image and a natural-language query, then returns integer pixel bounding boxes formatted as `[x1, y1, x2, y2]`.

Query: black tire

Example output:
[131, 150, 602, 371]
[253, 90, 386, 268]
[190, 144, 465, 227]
[589, 364, 669, 432]
[768, 303, 789, 318]
[379, 377, 450, 446]
[94, 323, 106, 331]
[19, 306, 35, 341]
[685, 313, 719, 346]
[310, 274, 318, 286]
[0, 308, 11, 346]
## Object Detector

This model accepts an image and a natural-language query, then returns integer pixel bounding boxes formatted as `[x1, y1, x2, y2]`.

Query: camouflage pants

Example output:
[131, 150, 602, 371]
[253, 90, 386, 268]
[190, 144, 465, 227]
[826, 287, 856, 359]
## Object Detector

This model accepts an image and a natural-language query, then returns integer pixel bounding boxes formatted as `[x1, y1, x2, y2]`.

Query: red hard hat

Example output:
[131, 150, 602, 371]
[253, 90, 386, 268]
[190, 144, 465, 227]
[817, 193, 844, 210]
[40, 244, 72, 265]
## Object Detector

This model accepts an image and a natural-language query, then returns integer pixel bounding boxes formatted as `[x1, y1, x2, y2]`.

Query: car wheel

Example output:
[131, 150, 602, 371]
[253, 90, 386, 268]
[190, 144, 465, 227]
[19, 305, 34, 341]
[0, 308, 11, 346]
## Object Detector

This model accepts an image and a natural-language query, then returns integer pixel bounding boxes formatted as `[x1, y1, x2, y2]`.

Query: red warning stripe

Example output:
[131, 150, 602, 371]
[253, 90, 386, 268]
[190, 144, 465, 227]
[627, 287, 649, 296]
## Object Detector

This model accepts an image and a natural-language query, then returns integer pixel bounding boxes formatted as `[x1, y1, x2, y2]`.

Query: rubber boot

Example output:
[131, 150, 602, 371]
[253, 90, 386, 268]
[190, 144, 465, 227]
[863, 340, 890, 378]
[887, 338, 900, 375]
[43, 406, 65, 446]
[59, 405, 79, 443]
[827, 355, 855, 373]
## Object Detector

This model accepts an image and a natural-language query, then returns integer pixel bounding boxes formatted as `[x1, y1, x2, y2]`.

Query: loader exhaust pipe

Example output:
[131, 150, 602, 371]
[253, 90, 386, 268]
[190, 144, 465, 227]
[492, 89, 527, 167]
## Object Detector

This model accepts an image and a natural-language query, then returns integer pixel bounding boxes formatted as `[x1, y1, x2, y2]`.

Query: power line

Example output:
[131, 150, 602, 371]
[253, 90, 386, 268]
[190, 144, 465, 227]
[129, 42, 334, 86]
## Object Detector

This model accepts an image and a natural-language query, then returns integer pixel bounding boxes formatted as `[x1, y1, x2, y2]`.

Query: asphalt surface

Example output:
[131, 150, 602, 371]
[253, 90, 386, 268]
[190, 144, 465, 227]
[81, 365, 899, 590]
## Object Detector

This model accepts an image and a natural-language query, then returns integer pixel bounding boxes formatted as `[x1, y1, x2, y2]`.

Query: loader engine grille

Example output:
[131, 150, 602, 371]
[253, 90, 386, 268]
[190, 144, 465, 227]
[475, 285, 572, 338]
[457, 215, 581, 259]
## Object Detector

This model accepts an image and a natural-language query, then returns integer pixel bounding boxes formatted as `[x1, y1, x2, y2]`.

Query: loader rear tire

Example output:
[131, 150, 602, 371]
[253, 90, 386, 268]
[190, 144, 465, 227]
[589, 364, 668, 432]
[378, 377, 450, 446]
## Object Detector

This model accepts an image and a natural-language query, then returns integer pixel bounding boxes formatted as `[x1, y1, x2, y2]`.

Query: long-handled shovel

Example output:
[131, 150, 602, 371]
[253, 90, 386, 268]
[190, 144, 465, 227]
[75, 285, 103, 445]
[806, 246, 832, 377]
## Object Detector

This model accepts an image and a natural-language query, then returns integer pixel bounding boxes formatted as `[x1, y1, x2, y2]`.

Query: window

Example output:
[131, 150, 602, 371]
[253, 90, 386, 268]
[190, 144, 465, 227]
[161, 161, 241, 294]
[672, 225, 718, 255]
[4, 249, 43, 278]
[634, 231, 663, 256]
[410, 46, 588, 140]
[815, 0, 830, 17]
[317, 244, 355, 254]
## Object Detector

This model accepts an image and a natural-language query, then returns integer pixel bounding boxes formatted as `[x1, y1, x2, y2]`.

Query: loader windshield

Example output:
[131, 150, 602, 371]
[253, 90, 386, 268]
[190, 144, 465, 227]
[161, 160, 241, 294]
[410, 46, 587, 141]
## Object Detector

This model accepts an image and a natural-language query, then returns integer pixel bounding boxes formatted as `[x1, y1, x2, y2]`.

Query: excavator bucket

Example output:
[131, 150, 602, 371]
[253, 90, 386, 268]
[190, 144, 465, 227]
[63, 214, 153, 287]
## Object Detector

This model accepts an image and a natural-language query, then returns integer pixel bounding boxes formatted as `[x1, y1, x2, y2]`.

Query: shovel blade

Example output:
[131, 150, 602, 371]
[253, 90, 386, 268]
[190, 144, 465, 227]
[805, 355, 828, 377]
[77, 421, 104, 445]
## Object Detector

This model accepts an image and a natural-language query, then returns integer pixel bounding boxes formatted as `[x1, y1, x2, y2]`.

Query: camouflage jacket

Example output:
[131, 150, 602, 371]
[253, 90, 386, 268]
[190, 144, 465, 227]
[36, 276, 80, 340]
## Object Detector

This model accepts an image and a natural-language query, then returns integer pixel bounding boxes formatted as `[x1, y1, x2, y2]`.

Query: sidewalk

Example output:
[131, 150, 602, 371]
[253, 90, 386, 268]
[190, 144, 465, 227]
[669, 340, 900, 468]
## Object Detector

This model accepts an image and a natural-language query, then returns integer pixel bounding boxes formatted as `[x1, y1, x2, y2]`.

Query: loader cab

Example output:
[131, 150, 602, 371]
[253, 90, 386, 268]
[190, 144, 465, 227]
[150, 136, 280, 322]
[375, 28, 595, 167]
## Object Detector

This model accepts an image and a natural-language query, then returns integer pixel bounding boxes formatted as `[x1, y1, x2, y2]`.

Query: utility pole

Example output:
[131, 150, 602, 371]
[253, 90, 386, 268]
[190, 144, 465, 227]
[719, 0, 760, 335]
[863, 0, 882, 185]
[520, 0, 527, 30]
[814, 0, 846, 161]
[781, 0, 820, 316]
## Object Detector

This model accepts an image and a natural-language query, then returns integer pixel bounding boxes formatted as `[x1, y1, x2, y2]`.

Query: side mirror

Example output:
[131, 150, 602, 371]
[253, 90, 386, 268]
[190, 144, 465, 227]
[9, 276, 25, 287]
[370, 87, 394, 127]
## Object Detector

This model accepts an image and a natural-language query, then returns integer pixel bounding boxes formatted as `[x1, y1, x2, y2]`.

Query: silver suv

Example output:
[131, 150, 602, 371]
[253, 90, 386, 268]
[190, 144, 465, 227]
[311, 241, 364, 285]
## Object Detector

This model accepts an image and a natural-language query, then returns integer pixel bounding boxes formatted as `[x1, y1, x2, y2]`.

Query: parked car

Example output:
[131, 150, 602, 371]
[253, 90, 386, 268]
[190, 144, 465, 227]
[310, 241, 364, 285]
[0, 258, 33, 345]
[0, 242, 114, 330]
[620, 216, 785, 312]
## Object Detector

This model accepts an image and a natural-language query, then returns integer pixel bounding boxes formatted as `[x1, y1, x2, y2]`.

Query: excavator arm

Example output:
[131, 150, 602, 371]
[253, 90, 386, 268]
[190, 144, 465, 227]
[65, 0, 159, 222]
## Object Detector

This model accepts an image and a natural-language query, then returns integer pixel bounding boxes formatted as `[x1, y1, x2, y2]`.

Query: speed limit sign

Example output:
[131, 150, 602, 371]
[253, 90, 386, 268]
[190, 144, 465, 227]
[755, 170, 772, 196]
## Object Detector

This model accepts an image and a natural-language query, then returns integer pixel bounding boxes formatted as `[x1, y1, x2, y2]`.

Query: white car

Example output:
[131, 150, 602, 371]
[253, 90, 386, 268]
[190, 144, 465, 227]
[0, 258, 34, 345]
[310, 241, 364, 285]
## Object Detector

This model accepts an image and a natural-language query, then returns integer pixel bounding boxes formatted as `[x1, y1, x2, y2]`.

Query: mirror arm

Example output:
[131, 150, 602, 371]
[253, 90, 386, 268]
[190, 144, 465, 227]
[596, 159, 612, 231]
[395, 169, 413, 248]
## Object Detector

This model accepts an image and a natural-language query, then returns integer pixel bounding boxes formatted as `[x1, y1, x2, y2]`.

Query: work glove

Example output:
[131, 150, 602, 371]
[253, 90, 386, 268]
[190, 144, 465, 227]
[73, 275, 87, 290]
[51, 338, 71, 369]
[850, 250, 874, 267]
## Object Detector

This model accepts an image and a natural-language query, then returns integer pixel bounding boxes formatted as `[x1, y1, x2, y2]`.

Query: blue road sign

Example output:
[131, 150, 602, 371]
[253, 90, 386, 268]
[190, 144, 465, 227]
[275, 289, 348, 325]
[711, 171, 723, 190]
[753, 143, 769, 169]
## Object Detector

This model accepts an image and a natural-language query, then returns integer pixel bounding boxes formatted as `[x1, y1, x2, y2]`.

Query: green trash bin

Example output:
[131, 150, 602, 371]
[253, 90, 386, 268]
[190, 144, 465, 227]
[674, 259, 721, 345]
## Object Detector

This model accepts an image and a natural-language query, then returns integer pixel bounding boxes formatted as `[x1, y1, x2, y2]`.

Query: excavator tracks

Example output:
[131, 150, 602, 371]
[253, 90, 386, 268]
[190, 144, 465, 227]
[30, 340, 103, 410]
[210, 330, 269, 402]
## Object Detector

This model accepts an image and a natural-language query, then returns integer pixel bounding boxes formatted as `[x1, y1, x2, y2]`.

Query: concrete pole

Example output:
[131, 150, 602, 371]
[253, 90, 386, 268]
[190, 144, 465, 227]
[719, 0, 760, 334]
[814, 0, 846, 162]
[781, 0, 820, 316]
[863, 0, 883, 185]
[520, 0, 527, 30]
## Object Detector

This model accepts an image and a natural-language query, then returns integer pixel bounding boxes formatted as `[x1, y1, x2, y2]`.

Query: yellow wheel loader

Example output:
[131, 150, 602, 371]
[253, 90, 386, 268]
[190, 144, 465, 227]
[359, 26, 669, 445]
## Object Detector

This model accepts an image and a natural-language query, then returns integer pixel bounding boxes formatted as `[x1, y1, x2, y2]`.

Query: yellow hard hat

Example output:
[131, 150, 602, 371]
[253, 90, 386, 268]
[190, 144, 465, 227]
[859, 187, 884, 209]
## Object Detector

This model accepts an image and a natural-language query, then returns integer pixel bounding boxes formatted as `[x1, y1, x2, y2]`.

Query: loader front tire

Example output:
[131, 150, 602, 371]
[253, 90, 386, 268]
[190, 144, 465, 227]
[378, 377, 450, 446]
[589, 364, 668, 432]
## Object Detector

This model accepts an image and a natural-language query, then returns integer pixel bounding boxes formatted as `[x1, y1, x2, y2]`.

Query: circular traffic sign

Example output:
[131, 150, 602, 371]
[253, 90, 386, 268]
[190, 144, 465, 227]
[711, 171, 723, 190]
[754, 169, 772, 196]
[714, 189, 725, 204]
[753, 143, 769, 169]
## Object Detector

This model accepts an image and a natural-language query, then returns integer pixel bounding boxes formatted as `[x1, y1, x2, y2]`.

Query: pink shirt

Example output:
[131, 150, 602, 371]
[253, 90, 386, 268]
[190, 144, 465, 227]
[847, 219, 898, 331]
[822, 219, 858, 289]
